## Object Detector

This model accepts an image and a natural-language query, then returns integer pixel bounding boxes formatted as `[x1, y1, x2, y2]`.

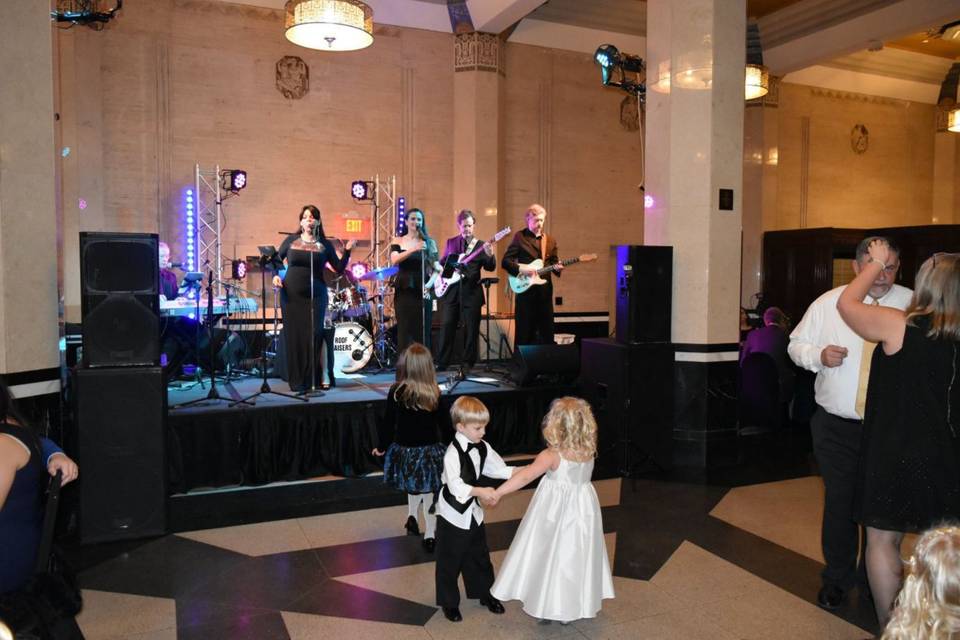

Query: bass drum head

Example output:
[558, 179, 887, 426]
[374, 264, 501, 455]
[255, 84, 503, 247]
[333, 321, 373, 373]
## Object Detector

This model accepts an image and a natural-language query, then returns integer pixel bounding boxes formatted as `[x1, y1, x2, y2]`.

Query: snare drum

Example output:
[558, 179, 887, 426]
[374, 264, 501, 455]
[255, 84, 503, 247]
[343, 286, 371, 318]
[333, 322, 373, 373]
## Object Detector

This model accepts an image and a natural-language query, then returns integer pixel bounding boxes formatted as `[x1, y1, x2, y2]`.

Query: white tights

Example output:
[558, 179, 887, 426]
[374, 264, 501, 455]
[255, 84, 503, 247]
[406, 493, 437, 539]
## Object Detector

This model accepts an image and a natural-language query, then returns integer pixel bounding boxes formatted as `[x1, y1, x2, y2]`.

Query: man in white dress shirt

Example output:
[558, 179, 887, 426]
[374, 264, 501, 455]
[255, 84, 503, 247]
[788, 235, 913, 610]
[435, 396, 514, 622]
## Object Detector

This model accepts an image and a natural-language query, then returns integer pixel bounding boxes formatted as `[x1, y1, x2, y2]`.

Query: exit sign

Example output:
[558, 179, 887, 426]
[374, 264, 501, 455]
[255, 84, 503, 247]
[329, 213, 369, 240]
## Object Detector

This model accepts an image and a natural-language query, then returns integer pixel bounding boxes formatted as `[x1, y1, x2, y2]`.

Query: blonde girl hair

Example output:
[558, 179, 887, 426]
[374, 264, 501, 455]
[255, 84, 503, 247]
[882, 525, 960, 640]
[541, 397, 597, 458]
[395, 343, 439, 411]
[904, 253, 960, 341]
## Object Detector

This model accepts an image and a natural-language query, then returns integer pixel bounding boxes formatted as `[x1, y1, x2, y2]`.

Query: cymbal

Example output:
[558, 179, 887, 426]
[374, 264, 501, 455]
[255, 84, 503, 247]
[359, 266, 399, 281]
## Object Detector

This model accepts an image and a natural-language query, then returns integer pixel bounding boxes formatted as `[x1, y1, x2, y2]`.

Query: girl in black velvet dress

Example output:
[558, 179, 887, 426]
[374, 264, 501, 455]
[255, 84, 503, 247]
[389, 208, 440, 353]
[373, 343, 444, 552]
[272, 205, 353, 393]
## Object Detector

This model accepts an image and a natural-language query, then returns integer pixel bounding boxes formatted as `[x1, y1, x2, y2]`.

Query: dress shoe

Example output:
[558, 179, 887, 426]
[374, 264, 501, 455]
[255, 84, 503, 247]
[816, 584, 844, 609]
[404, 516, 420, 536]
[479, 596, 505, 614]
[442, 607, 462, 622]
[422, 537, 436, 553]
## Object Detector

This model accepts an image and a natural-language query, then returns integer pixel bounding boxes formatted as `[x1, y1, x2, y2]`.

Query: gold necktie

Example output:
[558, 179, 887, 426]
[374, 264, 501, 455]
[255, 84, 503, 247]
[854, 299, 880, 418]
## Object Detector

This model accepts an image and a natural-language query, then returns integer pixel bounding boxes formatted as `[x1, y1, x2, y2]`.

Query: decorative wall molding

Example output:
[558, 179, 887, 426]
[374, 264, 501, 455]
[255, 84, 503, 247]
[176, 0, 279, 21]
[809, 87, 902, 105]
[454, 32, 504, 75]
[799, 116, 810, 228]
[155, 39, 172, 234]
[538, 78, 552, 213]
[401, 66, 415, 199]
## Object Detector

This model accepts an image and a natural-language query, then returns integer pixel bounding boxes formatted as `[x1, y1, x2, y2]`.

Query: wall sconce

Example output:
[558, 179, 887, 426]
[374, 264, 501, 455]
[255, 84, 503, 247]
[940, 62, 960, 133]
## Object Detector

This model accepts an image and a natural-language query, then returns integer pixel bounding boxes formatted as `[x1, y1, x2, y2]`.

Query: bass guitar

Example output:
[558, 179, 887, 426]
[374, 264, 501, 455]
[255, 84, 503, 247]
[433, 226, 512, 298]
[508, 253, 598, 294]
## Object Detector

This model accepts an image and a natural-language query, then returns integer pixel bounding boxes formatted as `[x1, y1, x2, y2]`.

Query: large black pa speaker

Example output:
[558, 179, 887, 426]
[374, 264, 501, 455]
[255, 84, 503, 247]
[511, 343, 580, 386]
[80, 232, 160, 367]
[615, 245, 672, 344]
[76, 367, 167, 542]
[581, 338, 673, 472]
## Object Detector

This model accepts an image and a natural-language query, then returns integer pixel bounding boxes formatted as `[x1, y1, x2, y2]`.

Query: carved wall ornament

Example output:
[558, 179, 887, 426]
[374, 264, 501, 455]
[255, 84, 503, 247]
[851, 123, 869, 154]
[276, 55, 309, 100]
[454, 32, 504, 74]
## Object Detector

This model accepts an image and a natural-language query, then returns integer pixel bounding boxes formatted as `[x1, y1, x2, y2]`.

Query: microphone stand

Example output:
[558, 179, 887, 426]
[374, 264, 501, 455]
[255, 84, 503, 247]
[174, 271, 253, 408]
[303, 229, 324, 397]
[233, 247, 306, 406]
[445, 272, 499, 394]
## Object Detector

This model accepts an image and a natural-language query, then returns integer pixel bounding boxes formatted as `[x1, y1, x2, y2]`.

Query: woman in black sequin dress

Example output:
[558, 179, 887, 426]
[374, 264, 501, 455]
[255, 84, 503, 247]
[273, 205, 353, 393]
[838, 242, 960, 628]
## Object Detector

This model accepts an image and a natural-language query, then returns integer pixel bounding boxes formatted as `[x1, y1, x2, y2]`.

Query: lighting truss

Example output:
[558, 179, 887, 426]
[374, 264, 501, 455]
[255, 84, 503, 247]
[194, 164, 225, 297]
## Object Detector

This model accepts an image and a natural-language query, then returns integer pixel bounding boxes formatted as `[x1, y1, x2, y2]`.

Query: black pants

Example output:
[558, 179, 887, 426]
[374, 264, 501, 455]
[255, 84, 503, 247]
[811, 406, 864, 589]
[514, 284, 554, 346]
[435, 517, 495, 608]
[437, 287, 483, 368]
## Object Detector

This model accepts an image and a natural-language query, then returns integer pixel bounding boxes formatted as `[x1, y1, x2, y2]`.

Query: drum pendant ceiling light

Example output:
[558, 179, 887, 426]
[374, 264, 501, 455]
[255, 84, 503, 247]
[284, 0, 374, 52]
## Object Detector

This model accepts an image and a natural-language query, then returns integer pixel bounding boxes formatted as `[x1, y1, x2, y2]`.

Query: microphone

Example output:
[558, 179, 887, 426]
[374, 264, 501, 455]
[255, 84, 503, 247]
[169, 262, 184, 268]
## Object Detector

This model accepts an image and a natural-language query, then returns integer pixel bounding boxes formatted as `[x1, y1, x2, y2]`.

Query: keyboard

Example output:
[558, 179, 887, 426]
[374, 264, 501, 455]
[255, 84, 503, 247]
[160, 297, 258, 318]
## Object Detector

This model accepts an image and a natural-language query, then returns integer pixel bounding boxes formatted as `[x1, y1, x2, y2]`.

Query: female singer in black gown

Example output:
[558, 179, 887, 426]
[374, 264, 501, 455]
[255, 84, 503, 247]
[390, 208, 440, 353]
[273, 205, 353, 393]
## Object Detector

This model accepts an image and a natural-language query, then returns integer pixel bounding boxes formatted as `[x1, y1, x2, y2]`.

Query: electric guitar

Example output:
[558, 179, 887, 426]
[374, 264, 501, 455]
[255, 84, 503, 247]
[508, 253, 598, 294]
[433, 226, 512, 298]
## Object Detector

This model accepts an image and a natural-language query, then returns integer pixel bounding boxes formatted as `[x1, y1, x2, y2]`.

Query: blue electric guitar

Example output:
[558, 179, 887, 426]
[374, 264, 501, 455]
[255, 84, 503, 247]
[508, 253, 597, 294]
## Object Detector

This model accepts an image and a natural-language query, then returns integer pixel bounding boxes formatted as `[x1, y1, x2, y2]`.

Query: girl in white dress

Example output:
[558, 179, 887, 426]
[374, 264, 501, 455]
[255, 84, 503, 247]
[489, 397, 615, 623]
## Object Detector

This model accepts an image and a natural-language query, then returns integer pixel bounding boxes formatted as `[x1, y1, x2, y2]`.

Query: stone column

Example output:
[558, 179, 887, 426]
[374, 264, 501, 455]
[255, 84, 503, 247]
[645, 0, 746, 466]
[453, 32, 505, 310]
[0, 1, 60, 388]
[933, 107, 960, 224]
[742, 77, 780, 307]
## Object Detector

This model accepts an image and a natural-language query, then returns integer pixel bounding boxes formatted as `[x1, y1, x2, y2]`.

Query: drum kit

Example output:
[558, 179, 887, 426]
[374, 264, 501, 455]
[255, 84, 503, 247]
[325, 265, 399, 373]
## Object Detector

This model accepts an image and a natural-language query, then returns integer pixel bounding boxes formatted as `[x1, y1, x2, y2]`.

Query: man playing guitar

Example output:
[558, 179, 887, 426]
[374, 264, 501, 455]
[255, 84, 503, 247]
[501, 204, 562, 346]
[435, 209, 496, 371]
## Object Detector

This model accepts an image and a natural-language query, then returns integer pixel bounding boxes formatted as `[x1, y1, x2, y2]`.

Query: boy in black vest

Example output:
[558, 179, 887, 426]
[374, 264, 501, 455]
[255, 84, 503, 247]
[435, 395, 515, 622]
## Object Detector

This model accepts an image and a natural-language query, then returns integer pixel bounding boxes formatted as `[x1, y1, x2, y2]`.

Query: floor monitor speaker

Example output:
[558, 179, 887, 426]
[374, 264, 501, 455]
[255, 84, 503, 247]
[511, 343, 579, 386]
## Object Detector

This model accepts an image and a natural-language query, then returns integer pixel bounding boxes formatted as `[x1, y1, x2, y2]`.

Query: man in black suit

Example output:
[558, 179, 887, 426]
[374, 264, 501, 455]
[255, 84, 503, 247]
[501, 204, 562, 346]
[436, 210, 496, 371]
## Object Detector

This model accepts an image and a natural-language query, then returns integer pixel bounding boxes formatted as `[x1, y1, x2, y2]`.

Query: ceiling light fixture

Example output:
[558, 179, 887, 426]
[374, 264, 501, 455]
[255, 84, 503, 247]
[745, 21, 769, 101]
[284, 0, 373, 52]
[940, 63, 960, 133]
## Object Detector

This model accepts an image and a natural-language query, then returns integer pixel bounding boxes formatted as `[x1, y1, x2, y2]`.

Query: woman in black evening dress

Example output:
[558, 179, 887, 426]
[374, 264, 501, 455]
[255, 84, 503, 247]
[273, 205, 353, 393]
[390, 208, 440, 353]
[838, 243, 960, 627]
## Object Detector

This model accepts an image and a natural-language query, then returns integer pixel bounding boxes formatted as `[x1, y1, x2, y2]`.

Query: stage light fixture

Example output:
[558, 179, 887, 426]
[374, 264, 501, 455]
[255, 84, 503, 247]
[221, 169, 248, 193]
[396, 195, 407, 236]
[351, 180, 374, 200]
[594, 44, 645, 97]
[350, 262, 368, 280]
[231, 259, 248, 280]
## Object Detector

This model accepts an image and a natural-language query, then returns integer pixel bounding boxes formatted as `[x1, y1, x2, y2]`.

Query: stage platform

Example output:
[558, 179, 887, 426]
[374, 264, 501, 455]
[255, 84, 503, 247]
[165, 368, 575, 528]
